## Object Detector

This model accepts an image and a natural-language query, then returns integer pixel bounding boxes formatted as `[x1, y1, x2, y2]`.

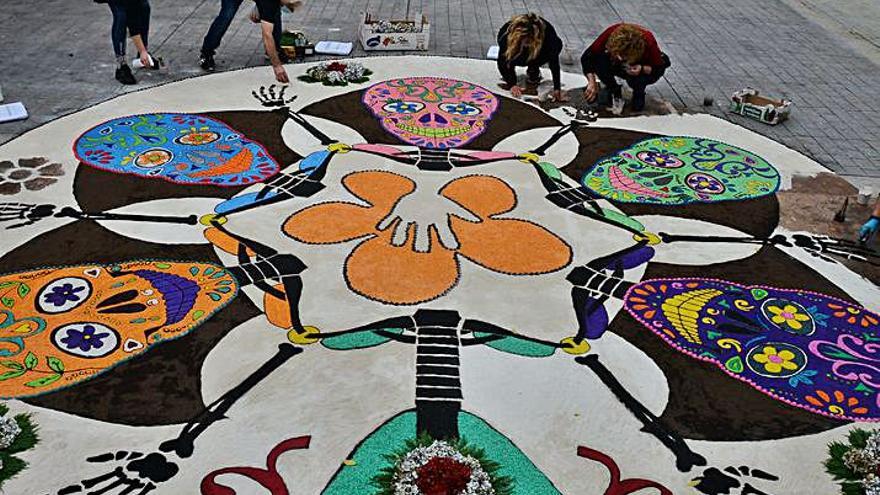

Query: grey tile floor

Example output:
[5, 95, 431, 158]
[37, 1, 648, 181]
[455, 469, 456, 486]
[1, 0, 878, 181]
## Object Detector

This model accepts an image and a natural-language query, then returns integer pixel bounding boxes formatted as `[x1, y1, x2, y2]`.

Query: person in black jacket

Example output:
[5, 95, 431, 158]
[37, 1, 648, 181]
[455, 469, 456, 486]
[496, 13, 567, 101]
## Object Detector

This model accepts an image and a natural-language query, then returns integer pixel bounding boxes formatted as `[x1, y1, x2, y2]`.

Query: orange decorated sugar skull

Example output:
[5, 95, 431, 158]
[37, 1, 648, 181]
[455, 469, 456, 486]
[0, 261, 237, 398]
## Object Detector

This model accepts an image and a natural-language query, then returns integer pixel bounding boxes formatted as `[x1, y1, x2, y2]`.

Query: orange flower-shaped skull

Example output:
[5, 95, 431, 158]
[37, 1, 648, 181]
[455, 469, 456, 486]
[283, 171, 572, 305]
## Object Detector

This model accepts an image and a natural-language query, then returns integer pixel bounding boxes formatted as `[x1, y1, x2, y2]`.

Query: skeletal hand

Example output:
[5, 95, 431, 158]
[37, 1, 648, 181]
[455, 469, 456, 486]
[55, 450, 179, 495]
[252, 84, 297, 108]
[376, 186, 479, 252]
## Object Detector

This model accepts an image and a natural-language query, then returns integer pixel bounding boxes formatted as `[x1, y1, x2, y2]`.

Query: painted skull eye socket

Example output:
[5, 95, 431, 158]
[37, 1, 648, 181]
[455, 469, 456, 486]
[439, 102, 481, 116]
[134, 149, 173, 169]
[685, 172, 726, 194]
[37, 277, 92, 314]
[636, 150, 683, 168]
[51, 322, 120, 359]
[382, 101, 425, 114]
[175, 131, 220, 146]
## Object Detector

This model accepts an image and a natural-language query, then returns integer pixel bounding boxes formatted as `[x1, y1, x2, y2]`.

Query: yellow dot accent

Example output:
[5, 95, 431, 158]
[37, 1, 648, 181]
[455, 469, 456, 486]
[327, 143, 352, 153]
[518, 152, 540, 164]
[343, 459, 357, 466]
[561, 337, 591, 355]
[199, 214, 227, 226]
[287, 325, 321, 345]
[632, 231, 661, 246]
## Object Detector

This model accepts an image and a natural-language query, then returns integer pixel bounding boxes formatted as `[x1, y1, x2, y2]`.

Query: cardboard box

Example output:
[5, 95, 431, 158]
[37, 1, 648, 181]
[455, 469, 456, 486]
[729, 88, 792, 125]
[359, 12, 429, 51]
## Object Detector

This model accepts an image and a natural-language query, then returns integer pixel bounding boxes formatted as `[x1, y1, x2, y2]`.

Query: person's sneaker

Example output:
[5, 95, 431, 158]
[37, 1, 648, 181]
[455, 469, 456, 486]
[199, 53, 216, 71]
[631, 90, 646, 112]
[147, 53, 164, 71]
[115, 64, 136, 85]
[610, 95, 625, 116]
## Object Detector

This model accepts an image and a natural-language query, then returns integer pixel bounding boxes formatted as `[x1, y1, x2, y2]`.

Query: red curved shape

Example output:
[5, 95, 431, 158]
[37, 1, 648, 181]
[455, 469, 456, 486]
[577, 446, 672, 495]
[201, 436, 311, 495]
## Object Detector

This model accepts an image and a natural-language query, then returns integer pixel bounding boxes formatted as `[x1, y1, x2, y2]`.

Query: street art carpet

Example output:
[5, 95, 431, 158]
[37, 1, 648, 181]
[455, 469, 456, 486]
[0, 57, 878, 495]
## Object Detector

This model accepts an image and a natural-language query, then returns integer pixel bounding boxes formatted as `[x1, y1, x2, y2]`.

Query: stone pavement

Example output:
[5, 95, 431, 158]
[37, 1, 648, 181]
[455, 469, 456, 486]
[1, 0, 879, 182]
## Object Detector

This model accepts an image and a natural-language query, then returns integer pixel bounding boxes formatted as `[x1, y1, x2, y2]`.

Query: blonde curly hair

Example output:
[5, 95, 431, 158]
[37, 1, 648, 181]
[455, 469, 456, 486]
[503, 13, 545, 63]
[606, 24, 646, 64]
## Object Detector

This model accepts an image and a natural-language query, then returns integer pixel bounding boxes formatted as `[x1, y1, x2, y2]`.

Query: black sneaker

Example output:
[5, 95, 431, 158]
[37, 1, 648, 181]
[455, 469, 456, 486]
[199, 53, 216, 71]
[631, 89, 646, 112]
[147, 53, 163, 70]
[115, 64, 136, 85]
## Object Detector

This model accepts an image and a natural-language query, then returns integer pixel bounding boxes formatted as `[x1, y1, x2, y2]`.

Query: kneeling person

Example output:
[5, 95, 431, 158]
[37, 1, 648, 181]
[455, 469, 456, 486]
[581, 23, 670, 112]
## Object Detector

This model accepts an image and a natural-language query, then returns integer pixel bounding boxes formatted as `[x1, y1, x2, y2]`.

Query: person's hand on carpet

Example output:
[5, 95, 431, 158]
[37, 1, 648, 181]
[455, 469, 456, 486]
[859, 216, 879, 244]
[551, 89, 569, 102]
[510, 85, 524, 98]
[274, 65, 290, 83]
[584, 82, 598, 102]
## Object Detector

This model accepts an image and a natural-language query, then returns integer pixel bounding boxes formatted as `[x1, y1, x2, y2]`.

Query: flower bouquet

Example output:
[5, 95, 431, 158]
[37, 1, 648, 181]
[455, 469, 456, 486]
[373, 433, 512, 495]
[0, 403, 39, 488]
[297, 61, 372, 87]
[826, 428, 880, 495]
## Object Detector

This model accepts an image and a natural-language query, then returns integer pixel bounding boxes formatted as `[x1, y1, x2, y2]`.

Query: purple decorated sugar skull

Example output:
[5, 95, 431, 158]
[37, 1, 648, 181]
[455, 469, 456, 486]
[363, 77, 499, 149]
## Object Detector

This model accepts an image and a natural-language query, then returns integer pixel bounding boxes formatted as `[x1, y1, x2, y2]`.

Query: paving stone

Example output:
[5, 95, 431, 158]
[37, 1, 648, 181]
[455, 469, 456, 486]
[0, 0, 878, 178]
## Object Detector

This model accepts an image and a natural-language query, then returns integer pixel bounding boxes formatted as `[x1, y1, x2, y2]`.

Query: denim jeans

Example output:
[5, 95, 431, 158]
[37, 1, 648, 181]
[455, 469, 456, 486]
[201, 0, 283, 58]
[108, 0, 151, 58]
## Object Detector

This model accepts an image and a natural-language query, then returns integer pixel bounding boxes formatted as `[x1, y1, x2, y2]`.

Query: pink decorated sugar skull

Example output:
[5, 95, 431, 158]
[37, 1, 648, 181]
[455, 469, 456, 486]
[363, 77, 499, 149]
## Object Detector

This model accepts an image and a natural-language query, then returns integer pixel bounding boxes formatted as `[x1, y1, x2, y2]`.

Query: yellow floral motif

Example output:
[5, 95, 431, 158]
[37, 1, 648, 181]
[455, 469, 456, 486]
[751, 346, 799, 374]
[766, 304, 810, 330]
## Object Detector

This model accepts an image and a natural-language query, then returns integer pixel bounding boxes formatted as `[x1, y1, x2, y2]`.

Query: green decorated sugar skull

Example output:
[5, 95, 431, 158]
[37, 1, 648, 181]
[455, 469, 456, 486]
[581, 136, 781, 205]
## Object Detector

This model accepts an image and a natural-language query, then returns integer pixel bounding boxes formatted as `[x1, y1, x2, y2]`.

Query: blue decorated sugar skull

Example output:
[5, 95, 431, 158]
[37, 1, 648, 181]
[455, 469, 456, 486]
[74, 113, 280, 186]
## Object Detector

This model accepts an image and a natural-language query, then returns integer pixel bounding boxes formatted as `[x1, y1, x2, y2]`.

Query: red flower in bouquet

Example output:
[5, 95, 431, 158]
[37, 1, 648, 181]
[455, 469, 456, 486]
[415, 456, 473, 495]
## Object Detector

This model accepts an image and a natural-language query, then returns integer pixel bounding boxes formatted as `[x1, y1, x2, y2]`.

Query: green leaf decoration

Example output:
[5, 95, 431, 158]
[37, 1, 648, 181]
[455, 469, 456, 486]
[0, 281, 15, 289]
[23, 352, 37, 370]
[725, 356, 744, 373]
[46, 356, 64, 373]
[6, 413, 39, 454]
[848, 429, 871, 449]
[16, 284, 30, 298]
[0, 361, 23, 371]
[0, 455, 28, 488]
[855, 383, 874, 394]
[154, 263, 172, 269]
[190, 267, 199, 276]
[24, 373, 62, 388]
[751, 288, 769, 300]
[0, 369, 25, 381]
[208, 293, 222, 301]
[1, 297, 14, 308]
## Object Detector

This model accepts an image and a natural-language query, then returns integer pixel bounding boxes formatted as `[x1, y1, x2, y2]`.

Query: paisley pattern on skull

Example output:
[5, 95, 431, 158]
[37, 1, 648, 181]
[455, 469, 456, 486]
[362, 77, 499, 149]
[582, 136, 781, 204]
[74, 113, 280, 186]
[624, 278, 880, 421]
[0, 261, 237, 397]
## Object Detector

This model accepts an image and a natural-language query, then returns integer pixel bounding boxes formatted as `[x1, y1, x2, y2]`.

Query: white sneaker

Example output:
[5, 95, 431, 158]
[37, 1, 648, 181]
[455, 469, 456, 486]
[610, 95, 624, 116]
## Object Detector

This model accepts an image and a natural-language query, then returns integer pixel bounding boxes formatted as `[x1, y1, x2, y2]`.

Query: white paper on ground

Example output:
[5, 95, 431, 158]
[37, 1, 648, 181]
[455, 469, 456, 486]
[0, 102, 27, 123]
[486, 45, 499, 60]
[315, 41, 353, 55]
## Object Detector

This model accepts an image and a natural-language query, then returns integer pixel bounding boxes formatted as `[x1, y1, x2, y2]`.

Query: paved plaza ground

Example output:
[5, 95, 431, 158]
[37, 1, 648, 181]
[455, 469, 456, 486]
[1, 0, 880, 184]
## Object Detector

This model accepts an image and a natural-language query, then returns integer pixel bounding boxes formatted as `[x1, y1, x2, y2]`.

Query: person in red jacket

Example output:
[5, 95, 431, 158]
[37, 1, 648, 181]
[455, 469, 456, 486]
[580, 23, 671, 112]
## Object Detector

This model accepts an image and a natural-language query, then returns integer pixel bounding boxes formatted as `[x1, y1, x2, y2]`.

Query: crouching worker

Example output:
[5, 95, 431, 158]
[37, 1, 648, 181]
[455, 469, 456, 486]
[496, 13, 567, 102]
[581, 23, 670, 112]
